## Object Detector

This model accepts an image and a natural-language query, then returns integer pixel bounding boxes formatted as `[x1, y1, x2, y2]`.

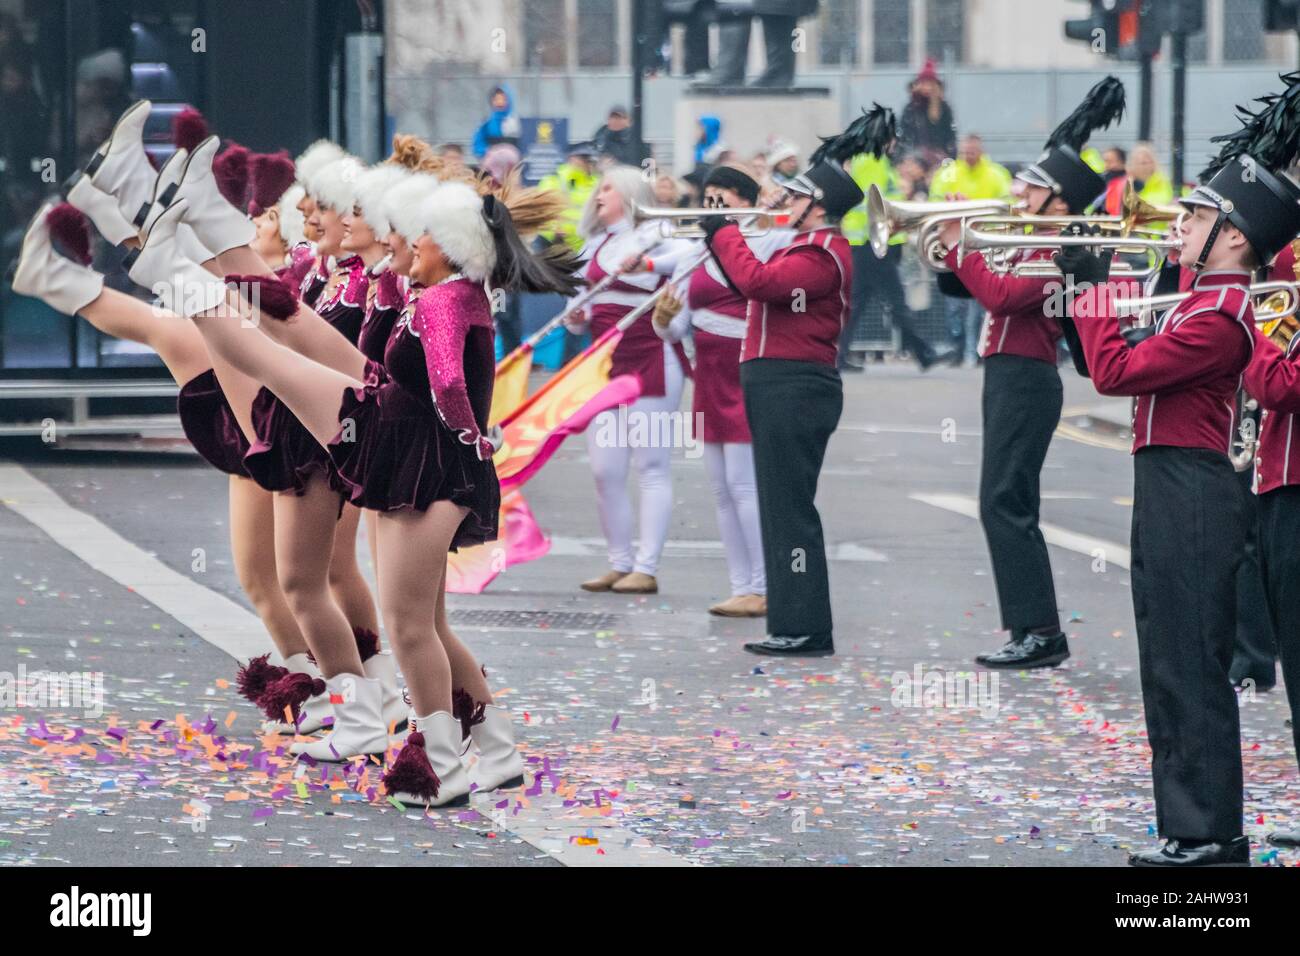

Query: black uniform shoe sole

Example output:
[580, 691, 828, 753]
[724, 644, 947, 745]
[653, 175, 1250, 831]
[1267, 832, 1300, 848]
[743, 644, 835, 657]
[975, 650, 1070, 669]
[1128, 856, 1248, 868]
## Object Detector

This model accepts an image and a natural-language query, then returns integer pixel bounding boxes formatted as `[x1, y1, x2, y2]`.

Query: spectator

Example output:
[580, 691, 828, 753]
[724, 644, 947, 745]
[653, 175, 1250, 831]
[929, 134, 1011, 366]
[436, 142, 465, 170]
[472, 84, 521, 158]
[895, 151, 931, 200]
[482, 142, 522, 185]
[1102, 145, 1127, 180]
[653, 172, 682, 206]
[694, 114, 724, 165]
[767, 140, 800, 185]
[0, 40, 49, 189]
[1126, 141, 1174, 204]
[898, 59, 956, 170]
[592, 104, 650, 167]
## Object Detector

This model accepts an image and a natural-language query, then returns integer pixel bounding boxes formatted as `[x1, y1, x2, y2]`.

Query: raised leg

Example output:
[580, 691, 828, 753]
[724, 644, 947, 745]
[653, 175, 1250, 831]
[79, 288, 210, 386]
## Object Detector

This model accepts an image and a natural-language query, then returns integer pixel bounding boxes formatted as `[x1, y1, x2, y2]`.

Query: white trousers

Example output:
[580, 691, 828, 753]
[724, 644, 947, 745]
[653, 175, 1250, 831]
[702, 441, 766, 595]
[586, 344, 684, 575]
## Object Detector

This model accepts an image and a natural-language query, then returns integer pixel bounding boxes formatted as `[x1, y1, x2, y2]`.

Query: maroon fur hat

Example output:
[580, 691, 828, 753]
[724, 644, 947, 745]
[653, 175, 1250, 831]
[249, 150, 297, 216]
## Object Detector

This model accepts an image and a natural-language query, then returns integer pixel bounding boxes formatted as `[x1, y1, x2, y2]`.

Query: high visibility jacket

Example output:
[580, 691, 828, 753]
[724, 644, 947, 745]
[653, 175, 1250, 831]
[841, 153, 902, 247]
[928, 155, 1013, 202]
[537, 162, 597, 250]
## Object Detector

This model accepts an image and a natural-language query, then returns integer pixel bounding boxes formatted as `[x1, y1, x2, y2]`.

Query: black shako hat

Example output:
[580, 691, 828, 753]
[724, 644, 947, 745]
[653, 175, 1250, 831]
[1017, 76, 1126, 214]
[1185, 72, 1300, 267]
[785, 104, 895, 221]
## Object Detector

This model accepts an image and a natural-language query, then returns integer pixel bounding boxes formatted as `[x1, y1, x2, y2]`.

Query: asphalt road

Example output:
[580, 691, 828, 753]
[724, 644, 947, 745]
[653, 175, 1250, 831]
[1, 362, 1296, 867]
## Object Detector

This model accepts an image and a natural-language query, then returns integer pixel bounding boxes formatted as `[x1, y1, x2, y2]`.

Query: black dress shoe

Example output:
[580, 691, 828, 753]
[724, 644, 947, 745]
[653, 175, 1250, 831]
[1129, 837, 1249, 867]
[974, 631, 1069, 669]
[837, 361, 865, 374]
[743, 633, 834, 657]
[918, 348, 958, 371]
[1267, 829, 1300, 848]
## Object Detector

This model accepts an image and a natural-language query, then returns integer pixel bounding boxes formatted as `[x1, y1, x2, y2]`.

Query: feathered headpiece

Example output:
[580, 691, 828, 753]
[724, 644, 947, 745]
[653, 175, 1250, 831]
[1044, 76, 1126, 152]
[1201, 71, 1300, 180]
[809, 103, 896, 166]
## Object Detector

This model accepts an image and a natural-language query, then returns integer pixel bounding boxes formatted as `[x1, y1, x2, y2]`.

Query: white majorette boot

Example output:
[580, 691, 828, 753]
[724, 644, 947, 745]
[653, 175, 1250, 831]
[85, 100, 157, 227]
[139, 148, 214, 264]
[170, 136, 255, 255]
[12, 204, 104, 317]
[290, 674, 388, 762]
[383, 712, 472, 808]
[66, 173, 137, 246]
[261, 652, 332, 735]
[362, 650, 409, 733]
[467, 705, 526, 793]
[125, 200, 228, 316]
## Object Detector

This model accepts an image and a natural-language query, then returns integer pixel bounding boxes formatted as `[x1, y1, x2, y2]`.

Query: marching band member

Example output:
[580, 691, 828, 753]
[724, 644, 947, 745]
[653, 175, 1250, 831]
[565, 166, 694, 596]
[935, 77, 1126, 669]
[650, 164, 793, 618]
[1060, 78, 1300, 866]
[698, 107, 894, 657]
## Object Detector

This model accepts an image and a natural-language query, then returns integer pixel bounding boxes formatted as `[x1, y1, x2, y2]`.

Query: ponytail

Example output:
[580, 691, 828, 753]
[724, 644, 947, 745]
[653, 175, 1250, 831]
[481, 195, 582, 296]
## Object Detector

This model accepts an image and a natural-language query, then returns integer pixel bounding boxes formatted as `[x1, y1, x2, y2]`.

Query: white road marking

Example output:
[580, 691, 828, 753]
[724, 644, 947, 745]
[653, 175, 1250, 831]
[0, 463, 267, 659]
[909, 491, 1131, 569]
[0, 462, 690, 867]
[547, 534, 887, 562]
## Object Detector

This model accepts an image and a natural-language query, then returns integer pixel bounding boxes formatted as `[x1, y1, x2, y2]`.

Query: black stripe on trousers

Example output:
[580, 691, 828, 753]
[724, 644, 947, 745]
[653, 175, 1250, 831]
[741, 358, 843, 636]
[979, 353, 1062, 633]
[1256, 486, 1300, 761]
[1132, 446, 1244, 841]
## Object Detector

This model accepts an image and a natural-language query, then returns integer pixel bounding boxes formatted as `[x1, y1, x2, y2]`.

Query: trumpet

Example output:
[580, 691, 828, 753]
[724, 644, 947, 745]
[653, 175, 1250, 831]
[865, 184, 1009, 265]
[630, 202, 792, 238]
[955, 216, 1182, 278]
[1112, 281, 1300, 331]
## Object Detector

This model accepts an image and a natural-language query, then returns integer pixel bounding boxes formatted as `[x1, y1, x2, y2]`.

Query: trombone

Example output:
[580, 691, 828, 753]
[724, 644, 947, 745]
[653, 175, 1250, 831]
[630, 202, 792, 238]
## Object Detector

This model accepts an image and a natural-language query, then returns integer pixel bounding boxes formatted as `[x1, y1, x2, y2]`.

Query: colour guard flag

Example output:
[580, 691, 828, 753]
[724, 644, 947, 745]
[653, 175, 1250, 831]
[446, 490, 551, 594]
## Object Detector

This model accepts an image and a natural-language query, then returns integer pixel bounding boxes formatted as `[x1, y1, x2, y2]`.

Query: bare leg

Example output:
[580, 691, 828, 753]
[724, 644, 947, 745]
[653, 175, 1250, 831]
[435, 563, 493, 703]
[228, 475, 310, 658]
[80, 288, 209, 386]
[375, 503, 467, 716]
[189, 293, 362, 447]
[364, 509, 380, 591]
[259, 303, 374, 378]
[216, 245, 275, 278]
[330, 502, 380, 636]
[273, 474, 365, 678]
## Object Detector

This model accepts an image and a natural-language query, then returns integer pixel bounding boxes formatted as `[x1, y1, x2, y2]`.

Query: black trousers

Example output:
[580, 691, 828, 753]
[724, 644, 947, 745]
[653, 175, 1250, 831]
[1256, 486, 1300, 760]
[1232, 466, 1277, 686]
[741, 358, 843, 636]
[1131, 446, 1244, 841]
[979, 354, 1062, 633]
[846, 244, 936, 366]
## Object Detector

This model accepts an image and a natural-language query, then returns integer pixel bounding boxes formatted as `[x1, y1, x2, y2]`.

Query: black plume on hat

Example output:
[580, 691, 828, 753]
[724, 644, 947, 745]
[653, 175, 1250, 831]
[1044, 76, 1126, 152]
[1202, 71, 1300, 180]
[809, 103, 896, 166]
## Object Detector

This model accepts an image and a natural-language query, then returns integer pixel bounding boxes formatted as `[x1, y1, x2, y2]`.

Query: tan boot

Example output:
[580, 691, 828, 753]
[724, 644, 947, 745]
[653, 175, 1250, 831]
[580, 570, 629, 592]
[611, 571, 658, 594]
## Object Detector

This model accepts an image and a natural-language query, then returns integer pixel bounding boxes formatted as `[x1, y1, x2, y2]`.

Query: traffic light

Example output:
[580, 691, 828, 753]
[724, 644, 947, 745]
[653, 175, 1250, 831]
[1265, 0, 1300, 31]
[1064, 0, 1121, 53]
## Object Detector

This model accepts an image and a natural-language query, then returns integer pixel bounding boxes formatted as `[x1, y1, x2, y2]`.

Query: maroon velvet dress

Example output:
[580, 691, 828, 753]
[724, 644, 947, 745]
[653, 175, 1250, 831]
[328, 276, 499, 550]
[243, 256, 369, 495]
[176, 369, 250, 476]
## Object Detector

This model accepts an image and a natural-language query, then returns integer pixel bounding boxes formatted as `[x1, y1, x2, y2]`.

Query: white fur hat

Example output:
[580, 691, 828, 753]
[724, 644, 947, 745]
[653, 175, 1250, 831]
[295, 140, 345, 193]
[386, 173, 440, 242]
[311, 156, 364, 211]
[418, 181, 495, 281]
[354, 164, 411, 237]
[278, 183, 307, 246]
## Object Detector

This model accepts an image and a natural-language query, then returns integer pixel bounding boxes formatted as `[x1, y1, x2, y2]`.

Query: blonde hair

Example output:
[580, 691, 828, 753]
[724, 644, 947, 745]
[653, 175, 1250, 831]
[579, 165, 655, 239]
